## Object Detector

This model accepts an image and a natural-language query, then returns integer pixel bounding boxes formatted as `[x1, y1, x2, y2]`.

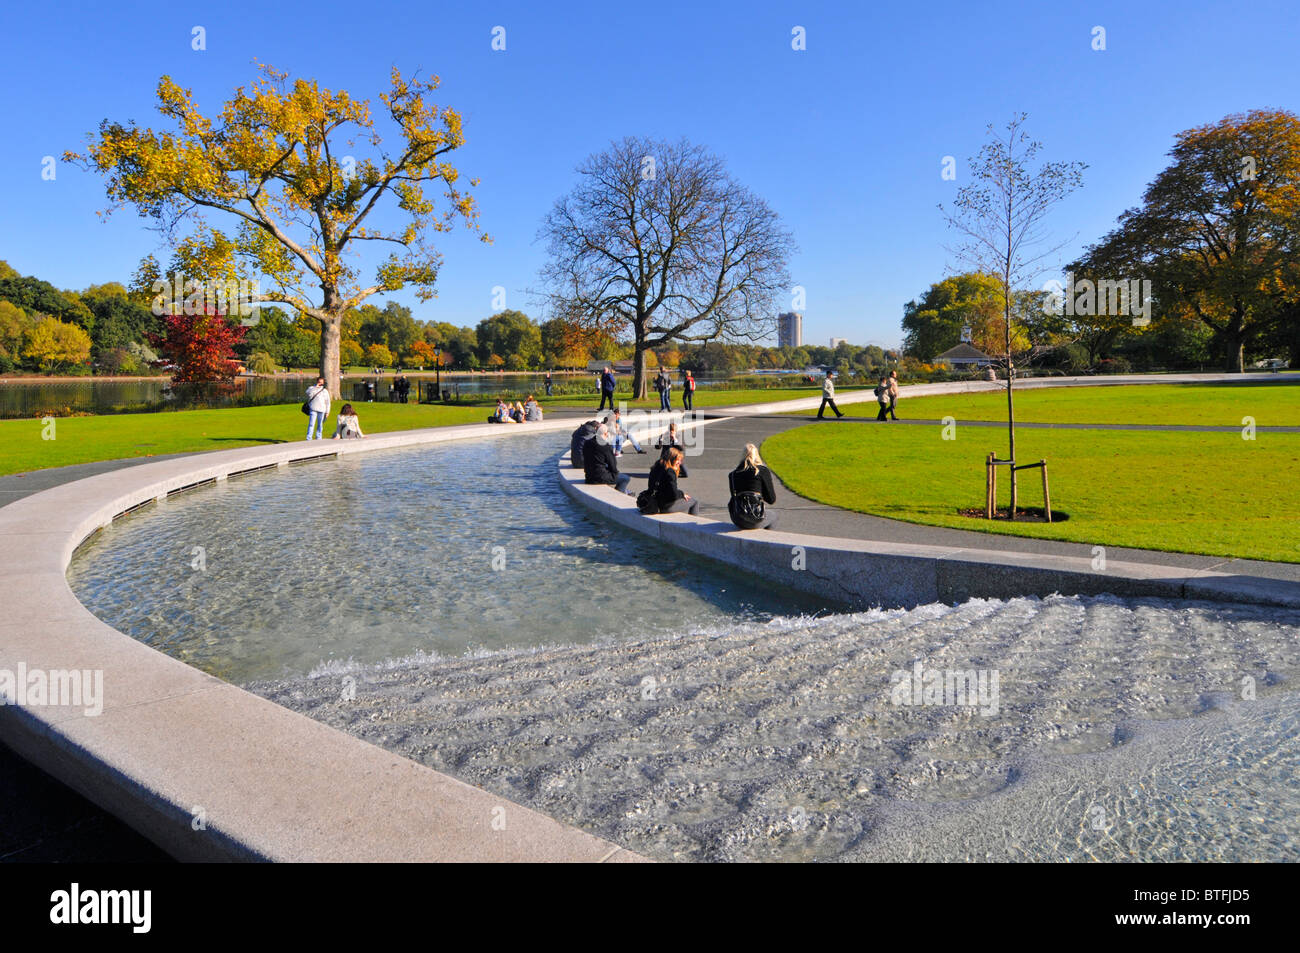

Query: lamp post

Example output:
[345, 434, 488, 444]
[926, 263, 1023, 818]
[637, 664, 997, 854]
[434, 345, 442, 401]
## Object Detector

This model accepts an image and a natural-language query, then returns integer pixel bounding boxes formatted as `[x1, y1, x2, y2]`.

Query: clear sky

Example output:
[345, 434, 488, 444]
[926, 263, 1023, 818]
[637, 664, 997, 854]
[1, 0, 1297, 348]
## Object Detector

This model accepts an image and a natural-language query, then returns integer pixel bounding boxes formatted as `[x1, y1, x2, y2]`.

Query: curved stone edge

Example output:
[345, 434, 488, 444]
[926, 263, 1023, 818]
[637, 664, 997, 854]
[0, 417, 688, 863]
[555, 453, 1300, 612]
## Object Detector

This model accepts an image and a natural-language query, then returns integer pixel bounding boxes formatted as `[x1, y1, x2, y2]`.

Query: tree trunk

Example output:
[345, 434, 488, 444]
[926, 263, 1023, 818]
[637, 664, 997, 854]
[1004, 288, 1017, 520]
[320, 314, 342, 397]
[631, 325, 649, 400]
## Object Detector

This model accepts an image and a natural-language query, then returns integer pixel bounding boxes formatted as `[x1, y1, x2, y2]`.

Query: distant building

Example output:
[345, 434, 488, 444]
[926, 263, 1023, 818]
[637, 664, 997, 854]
[777, 312, 802, 348]
[829, 337, 846, 349]
[934, 342, 994, 368]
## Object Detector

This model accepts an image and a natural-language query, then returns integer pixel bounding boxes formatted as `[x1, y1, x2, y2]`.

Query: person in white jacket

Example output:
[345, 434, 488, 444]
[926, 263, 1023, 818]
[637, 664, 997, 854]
[305, 377, 331, 440]
[816, 370, 844, 419]
[331, 403, 365, 439]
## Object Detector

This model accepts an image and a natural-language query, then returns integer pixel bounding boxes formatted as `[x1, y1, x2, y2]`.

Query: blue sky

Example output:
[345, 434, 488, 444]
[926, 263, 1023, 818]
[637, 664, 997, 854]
[1, 0, 1297, 348]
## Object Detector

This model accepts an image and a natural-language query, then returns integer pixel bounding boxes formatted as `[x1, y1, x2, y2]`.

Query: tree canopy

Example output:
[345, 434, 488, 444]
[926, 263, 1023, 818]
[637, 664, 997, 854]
[68, 64, 487, 395]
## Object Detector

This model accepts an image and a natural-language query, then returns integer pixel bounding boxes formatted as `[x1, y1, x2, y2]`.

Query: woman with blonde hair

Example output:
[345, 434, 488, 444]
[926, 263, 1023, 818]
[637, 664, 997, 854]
[728, 443, 777, 529]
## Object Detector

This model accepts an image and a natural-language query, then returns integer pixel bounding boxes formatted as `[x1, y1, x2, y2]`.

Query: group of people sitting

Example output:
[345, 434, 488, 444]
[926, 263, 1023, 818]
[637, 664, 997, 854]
[569, 414, 777, 530]
[488, 395, 544, 423]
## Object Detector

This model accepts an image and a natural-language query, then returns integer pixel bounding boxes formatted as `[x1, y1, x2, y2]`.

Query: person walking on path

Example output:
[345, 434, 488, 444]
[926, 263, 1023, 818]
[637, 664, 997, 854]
[544, 371, 553, 397]
[887, 369, 900, 420]
[875, 375, 891, 421]
[644, 446, 698, 515]
[597, 366, 617, 412]
[682, 370, 696, 411]
[817, 371, 844, 419]
[583, 423, 632, 494]
[305, 377, 331, 440]
[727, 443, 778, 530]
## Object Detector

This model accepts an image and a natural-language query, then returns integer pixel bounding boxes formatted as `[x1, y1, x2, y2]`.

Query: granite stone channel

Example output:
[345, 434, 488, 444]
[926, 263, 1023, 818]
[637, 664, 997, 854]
[63, 429, 1300, 862]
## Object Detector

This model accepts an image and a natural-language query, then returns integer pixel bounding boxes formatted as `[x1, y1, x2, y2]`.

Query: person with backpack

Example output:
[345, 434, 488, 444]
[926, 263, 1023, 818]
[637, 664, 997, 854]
[875, 376, 891, 421]
[597, 366, 617, 412]
[304, 377, 331, 440]
[727, 443, 778, 530]
[816, 370, 844, 419]
[639, 446, 697, 515]
[583, 423, 632, 494]
[682, 370, 696, 411]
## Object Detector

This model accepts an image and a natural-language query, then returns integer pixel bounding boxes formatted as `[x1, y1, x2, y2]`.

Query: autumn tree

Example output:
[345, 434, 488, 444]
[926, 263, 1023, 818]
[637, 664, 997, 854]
[1076, 110, 1300, 372]
[24, 316, 93, 373]
[68, 65, 487, 397]
[539, 137, 793, 398]
[153, 309, 246, 382]
[941, 115, 1085, 517]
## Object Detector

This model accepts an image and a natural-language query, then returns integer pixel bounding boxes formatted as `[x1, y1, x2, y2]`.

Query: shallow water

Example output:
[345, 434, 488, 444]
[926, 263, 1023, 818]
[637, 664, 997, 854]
[66, 433, 1300, 861]
[67, 432, 831, 682]
[250, 595, 1300, 862]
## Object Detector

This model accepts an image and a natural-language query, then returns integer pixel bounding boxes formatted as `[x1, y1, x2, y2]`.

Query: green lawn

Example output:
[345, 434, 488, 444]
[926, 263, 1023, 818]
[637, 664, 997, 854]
[762, 422, 1300, 563]
[0, 402, 492, 476]
[0, 386, 868, 478]
[821, 382, 1300, 427]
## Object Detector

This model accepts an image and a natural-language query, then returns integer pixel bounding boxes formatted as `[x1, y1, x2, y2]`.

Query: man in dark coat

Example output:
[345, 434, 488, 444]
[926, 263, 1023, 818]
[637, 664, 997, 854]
[570, 419, 600, 469]
[597, 366, 617, 412]
[582, 424, 632, 493]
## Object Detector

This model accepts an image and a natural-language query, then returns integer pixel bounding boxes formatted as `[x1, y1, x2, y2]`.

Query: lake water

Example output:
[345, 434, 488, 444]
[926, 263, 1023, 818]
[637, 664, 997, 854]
[0, 373, 563, 418]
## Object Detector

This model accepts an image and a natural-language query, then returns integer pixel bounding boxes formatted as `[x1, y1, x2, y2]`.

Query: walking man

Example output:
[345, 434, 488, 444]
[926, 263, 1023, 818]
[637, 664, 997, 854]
[682, 370, 696, 411]
[544, 371, 553, 397]
[816, 370, 844, 419]
[597, 366, 616, 412]
[305, 377, 331, 440]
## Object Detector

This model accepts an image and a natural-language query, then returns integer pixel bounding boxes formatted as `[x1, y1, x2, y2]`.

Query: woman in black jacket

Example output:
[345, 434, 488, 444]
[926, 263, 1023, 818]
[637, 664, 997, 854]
[646, 447, 698, 515]
[728, 443, 778, 530]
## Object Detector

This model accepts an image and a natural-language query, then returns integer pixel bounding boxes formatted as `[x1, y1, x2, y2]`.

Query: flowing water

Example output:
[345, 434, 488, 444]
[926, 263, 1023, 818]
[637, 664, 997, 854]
[67, 432, 1300, 861]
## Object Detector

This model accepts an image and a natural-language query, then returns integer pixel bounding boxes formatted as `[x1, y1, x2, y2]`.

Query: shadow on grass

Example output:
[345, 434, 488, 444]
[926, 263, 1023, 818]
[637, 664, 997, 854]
[204, 437, 287, 444]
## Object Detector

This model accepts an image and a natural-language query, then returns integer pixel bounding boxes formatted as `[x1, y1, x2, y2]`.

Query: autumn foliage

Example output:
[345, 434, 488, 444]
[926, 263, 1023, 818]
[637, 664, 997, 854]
[153, 308, 246, 382]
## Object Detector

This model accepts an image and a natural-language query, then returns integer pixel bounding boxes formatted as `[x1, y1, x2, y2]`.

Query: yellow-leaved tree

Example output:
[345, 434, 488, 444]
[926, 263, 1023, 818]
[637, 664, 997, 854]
[67, 64, 488, 397]
[24, 316, 92, 373]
